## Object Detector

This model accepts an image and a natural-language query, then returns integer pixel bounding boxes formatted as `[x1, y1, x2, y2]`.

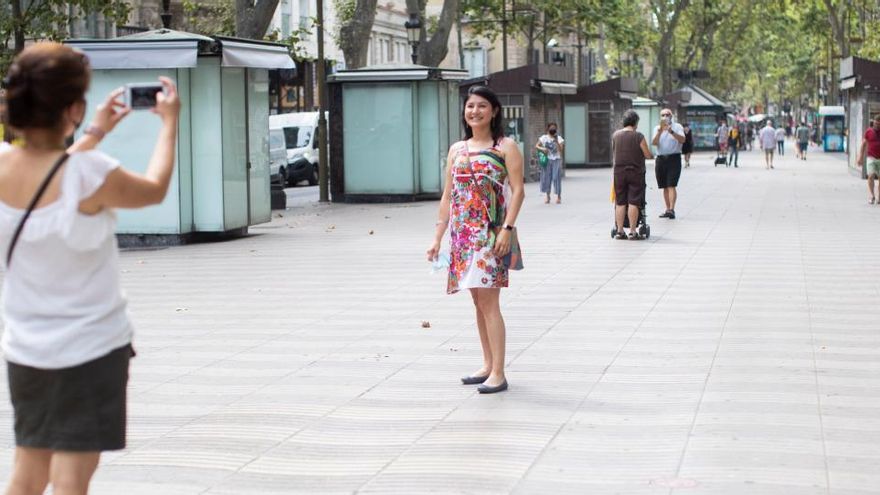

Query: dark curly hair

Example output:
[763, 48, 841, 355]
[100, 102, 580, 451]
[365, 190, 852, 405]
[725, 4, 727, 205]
[2, 42, 90, 130]
[462, 85, 505, 144]
[621, 109, 639, 128]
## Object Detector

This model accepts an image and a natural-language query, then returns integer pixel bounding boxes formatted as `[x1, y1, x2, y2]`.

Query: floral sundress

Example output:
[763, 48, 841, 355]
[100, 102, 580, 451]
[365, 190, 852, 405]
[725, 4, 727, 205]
[447, 140, 510, 294]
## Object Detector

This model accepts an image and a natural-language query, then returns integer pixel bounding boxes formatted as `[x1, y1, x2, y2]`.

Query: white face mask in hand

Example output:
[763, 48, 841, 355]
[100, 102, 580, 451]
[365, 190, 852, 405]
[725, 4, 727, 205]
[430, 251, 450, 274]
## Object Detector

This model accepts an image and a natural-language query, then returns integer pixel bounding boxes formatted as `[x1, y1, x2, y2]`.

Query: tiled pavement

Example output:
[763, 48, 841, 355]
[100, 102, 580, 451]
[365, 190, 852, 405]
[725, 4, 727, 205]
[1, 143, 879, 494]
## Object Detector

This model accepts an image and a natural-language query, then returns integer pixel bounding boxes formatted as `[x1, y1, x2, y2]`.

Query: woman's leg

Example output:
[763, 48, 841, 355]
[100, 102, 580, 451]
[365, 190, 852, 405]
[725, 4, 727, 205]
[49, 451, 100, 495]
[552, 160, 562, 201]
[539, 166, 551, 202]
[472, 289, 506, 386]
[5, 447, 51, 495]
[469, 289, 493, 377]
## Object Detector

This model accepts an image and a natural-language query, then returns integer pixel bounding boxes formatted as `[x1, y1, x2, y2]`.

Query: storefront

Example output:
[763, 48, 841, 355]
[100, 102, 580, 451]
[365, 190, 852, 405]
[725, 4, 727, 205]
[840, 56, 880, 175]
[564, 78, 638, 167]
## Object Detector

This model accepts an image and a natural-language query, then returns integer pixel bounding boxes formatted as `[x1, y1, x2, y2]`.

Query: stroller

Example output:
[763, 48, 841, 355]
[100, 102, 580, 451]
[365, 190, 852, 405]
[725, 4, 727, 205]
[610, 180, 650, 239]
[611, 202, 650, 239]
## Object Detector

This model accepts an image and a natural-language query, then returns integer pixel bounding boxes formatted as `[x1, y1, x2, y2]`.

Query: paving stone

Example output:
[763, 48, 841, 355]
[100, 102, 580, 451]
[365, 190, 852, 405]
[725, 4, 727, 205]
[0, 150, 876, 492]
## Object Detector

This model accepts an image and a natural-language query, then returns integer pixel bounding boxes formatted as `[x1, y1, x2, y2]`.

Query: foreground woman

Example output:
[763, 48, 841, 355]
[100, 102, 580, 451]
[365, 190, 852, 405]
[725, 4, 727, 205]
[427, 85, 524, 394]
[0, 42, 179, 494]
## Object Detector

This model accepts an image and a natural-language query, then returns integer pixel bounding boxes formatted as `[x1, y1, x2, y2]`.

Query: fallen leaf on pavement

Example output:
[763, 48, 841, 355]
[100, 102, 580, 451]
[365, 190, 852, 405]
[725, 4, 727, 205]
[421, 321, 431, 328]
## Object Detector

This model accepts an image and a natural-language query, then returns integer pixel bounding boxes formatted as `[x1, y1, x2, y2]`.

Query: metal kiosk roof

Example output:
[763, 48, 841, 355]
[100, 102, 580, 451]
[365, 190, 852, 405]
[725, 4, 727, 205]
[66, 29, 295, 70]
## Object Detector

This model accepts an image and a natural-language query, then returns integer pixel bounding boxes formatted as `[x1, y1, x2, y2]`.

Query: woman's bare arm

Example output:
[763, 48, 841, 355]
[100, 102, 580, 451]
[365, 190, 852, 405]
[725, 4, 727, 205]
[79, 77, 180, 213]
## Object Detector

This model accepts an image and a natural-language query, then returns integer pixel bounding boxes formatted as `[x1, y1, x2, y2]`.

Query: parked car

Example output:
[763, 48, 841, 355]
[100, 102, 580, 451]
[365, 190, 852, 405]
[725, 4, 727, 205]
[268, 128, 288, 185]
[269, 111, 327, 186]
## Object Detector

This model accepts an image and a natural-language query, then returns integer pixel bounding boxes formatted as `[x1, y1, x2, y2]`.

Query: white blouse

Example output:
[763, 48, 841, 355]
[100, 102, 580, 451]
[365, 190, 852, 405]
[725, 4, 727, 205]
[0, 143, 132, 369]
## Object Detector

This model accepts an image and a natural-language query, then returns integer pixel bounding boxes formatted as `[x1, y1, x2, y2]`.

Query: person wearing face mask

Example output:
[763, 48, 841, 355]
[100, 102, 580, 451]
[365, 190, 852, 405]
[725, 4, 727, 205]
[652, 109, 686, 219]
[535, 123, 565, 204]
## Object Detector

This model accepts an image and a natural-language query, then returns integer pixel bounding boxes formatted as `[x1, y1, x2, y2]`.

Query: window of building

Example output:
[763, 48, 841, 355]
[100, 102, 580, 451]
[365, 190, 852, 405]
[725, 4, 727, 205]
[298, 0, 310, 29]
[463, 47, 487, 77]
[281, 13, 291, 37]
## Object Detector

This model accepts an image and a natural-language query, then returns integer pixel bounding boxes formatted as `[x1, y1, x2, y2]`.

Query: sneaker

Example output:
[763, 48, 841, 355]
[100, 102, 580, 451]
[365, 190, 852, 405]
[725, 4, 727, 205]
[659, 211, 671, 218]
[668, 210, 676, 219]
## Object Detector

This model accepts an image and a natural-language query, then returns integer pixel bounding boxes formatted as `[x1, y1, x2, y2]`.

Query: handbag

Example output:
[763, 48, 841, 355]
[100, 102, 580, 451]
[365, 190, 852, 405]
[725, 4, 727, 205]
[488, 225, 523, 270]
[6, 152, 70, 266]
[463, 142, 524, 271]
[537, 150, 548, 168]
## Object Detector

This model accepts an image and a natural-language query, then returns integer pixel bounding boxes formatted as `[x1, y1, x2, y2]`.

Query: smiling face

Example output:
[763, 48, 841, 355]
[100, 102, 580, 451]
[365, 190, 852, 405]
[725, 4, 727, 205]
[464, 94, 497, 132]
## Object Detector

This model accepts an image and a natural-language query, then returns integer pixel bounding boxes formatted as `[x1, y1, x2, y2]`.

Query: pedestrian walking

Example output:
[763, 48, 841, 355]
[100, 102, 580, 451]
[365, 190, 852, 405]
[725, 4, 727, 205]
[652, 108, 686, 219]
[775, 126, 786, 155]
[682, 123, 693, 168]
[746, 124, 754, 151]
[796, 121, 810, 160]
[727, 124, 740, 167]
[612, 110, 653, 240]
[759, 120, 777, 169]
[716, 120, 729, 160]
[427, 85, 525, 394]
[535, 122, 564, 204]
[0, 42, 180, 495]
[858, 115, 880, 204]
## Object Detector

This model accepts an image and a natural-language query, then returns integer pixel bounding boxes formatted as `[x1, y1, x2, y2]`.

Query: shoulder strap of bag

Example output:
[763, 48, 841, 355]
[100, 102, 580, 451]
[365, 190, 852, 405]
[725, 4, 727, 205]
[6, 152, 70, 267]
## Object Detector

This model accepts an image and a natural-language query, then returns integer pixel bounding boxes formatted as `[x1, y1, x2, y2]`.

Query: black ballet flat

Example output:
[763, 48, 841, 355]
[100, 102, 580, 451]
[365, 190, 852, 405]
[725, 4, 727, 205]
[477, 380, 508, 394]
[461, 375, 490, 385]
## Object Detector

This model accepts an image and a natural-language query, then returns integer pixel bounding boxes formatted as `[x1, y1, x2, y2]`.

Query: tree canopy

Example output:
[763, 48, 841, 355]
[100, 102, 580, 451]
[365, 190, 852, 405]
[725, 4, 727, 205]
[458, 0, 880, 111]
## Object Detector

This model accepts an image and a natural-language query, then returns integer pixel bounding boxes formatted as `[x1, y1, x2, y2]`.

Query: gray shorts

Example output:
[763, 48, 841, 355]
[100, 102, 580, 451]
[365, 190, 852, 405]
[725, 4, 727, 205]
[867, 158, 880, 177]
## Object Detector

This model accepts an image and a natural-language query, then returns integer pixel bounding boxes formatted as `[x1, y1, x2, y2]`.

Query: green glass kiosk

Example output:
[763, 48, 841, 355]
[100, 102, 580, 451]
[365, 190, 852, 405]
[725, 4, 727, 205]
[327, 65, 468, 202]
[67, 29, 295, 242]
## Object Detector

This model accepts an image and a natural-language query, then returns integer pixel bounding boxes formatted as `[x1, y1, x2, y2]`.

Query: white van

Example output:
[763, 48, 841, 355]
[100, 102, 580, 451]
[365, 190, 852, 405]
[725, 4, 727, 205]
[269, 111, 327, 186]
[268, 128, 288, 185]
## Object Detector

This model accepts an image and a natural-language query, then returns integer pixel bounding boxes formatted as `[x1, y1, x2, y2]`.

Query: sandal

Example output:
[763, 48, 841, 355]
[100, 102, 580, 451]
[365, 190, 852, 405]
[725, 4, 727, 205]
[870, 197, 876, 205]
[615, 231, 628, 240]
[628, 232, 644, 240]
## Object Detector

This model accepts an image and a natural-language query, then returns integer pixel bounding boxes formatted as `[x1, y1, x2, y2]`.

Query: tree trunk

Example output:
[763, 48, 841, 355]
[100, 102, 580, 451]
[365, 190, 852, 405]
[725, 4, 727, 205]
[338, 0, 379, 68]
[821, 0, 848, 58]
[12, 0, 25, 54]
[401, 0, 459, 67]
[235, 0, 281, 39]
[647, 0, 690, 95]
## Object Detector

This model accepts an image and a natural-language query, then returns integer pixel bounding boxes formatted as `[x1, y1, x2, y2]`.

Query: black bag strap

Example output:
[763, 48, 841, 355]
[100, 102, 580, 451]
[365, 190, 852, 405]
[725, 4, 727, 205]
[6, 152, 70, 267]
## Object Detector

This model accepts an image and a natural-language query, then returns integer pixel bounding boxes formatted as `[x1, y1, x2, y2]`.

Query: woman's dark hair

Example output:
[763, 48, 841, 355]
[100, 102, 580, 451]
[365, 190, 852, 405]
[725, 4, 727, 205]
[621, 109, 639, 128]
[2, 42, 90, 130]
[546, 122, 557, 130]
[463, 85, 505, 143]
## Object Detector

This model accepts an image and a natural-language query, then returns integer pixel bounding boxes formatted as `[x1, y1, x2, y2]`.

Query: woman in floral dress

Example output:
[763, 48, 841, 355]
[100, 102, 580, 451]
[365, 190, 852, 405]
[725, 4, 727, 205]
[427, 86, 525, 394]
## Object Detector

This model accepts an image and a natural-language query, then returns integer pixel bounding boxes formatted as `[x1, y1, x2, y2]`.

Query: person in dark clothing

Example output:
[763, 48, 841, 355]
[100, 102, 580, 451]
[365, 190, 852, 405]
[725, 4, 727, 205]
[682, 123, 694, 167]
[612, 110, 654, 240]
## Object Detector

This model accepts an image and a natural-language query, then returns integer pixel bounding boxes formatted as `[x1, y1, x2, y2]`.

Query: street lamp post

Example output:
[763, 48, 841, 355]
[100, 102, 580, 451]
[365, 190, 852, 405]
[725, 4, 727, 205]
[316, 0, 329, 202]
[404, 14, 422, 65]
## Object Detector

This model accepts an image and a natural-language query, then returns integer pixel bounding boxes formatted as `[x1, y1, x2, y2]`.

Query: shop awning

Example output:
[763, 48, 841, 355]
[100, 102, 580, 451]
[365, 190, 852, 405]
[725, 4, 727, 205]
[217, 38, 295, 69]
[539, 81, 577, 95]
[68, 40, 200, 69]
[68, 30, 295, 70]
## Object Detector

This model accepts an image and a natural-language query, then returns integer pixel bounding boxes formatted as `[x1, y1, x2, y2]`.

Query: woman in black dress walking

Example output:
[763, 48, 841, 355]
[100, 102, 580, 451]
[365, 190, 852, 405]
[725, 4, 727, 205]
[682, 122, 694, 167]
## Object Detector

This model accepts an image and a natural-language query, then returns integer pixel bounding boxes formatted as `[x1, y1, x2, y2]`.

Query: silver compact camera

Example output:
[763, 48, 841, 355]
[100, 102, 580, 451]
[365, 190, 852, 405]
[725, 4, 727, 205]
[125, 82, 164, 110]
